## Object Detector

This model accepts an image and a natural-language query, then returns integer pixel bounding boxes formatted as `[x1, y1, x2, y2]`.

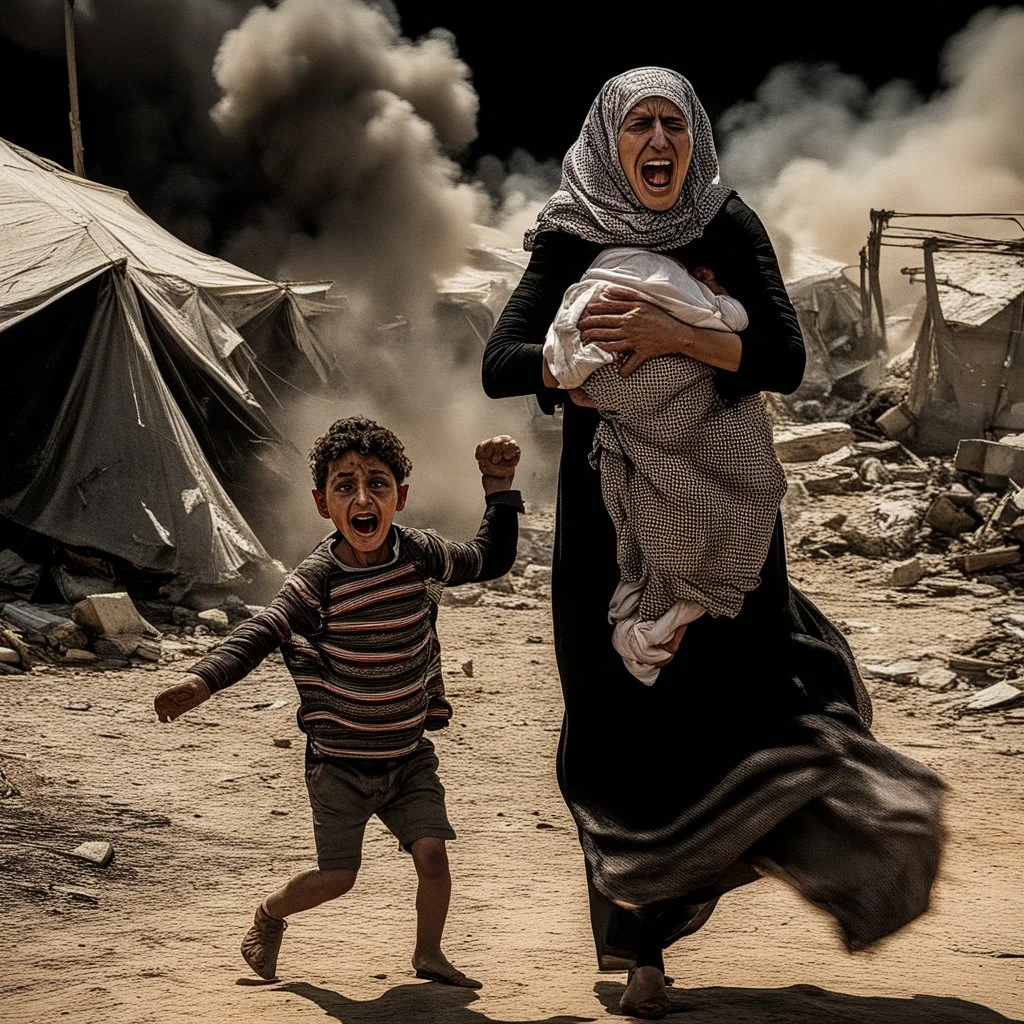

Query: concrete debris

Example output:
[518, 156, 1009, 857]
[963, 681, 1024, 713]
[68, 841, 115, 867]
[0, 647, 20, 664]
[955, 547, 1021, 574]
[72, 593, 159, 639]
[63, 649, 99, 664]
[863, 660, 922, 684]
[948, 655, 1005, 677]
[917, 667, 958, 691]
[889, 558, 927, 588]
[1, 601, 89, 649]
[461, 659, 474, 678]
[774, 422, 855, 463]
[196, 608, 230, 632]
[925, 494, 979, 537]
[955, 438, 1024, 489]
[840, 498, 924, 558]
[272, 737, 292, 749]
[876, 402, 916, 443]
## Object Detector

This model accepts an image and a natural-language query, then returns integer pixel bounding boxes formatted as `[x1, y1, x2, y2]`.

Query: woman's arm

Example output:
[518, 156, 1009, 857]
[482, 232, 589, 403]
[712, 198, 805, 399]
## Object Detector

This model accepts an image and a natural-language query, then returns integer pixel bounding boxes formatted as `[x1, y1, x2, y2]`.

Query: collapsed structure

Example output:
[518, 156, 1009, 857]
[0, 137, 339, 589]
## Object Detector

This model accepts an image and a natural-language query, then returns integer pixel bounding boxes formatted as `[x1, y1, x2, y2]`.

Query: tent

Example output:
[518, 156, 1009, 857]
[901, 240, 1024, 454]
[0, 137, 339, 587]
[783, 250, 886, 409]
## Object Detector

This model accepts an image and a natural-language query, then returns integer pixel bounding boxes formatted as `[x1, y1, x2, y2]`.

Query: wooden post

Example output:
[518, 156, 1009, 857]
[64, 0, 85, 177]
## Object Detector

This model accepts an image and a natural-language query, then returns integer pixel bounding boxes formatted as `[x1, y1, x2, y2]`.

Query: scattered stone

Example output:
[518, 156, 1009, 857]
[774, 422, 855, 463]
[955, 546, 1021, 574]
[888, 465, 931, 484]
[925, 495, 977, 537]
[68, 841, 115, 867]
[461, 659, 474, 678]
[64, 703, 92, 712]
[272, 737, 292, 749]
[63, 649, 99, 664]
[795, 466, 859, 495]
[93, 634, 160, 662]
[963, 681, 1024, 713]
[270, 809, 289, 817]
[171, 606, 198, 627]
[525, 635, 546, 644]
[875, 402, 916, 442]
[948, 655, 1004, 676]
[840, 498, 923, 557]
[0, 647, 20, 665]
[72, 593, 158, 638]
[0, 766, 20, 799]
[536, 822, 555, 830]
[917, 667, 957, 691]
[863, 660, 921, 684]
[955, 438, 1024, 488]
[858, 458, 889, 485]
[889, 558, 927, 588]
[196, 608, 230, 632]
[441, 586, 482, 608]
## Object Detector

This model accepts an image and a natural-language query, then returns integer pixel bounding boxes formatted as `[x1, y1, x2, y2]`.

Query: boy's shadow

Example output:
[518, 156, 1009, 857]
[593, 980, 1023, 1023]
[279, 979, 593, 1024]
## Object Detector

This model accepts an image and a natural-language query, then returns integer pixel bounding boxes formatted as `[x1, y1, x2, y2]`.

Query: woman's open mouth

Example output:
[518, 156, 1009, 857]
[350, 513, 379, 536]
[640, 159, 673, 189]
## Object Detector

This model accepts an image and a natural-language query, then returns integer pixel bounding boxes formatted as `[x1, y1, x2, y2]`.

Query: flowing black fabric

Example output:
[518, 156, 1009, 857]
[483, 196, 943, 968]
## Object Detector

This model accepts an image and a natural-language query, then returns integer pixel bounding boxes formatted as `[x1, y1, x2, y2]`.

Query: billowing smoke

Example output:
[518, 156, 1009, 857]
[476, 148, 562, 247]
[718, 6, 1024, 309]
[211, 0, 483, 320]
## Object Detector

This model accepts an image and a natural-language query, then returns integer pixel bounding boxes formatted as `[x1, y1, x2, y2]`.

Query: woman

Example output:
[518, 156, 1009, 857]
[482, 68, 943, 1019]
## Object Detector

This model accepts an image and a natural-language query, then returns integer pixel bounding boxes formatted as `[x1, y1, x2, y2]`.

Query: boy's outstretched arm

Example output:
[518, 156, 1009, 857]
[152, 577, 321, 723]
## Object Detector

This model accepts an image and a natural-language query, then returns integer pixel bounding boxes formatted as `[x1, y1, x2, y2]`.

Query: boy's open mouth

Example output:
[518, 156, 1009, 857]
[351, 513, 379, 536]
[640, 159, 673, 189]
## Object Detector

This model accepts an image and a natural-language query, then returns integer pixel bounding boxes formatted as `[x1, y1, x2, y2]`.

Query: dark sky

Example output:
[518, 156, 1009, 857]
[393, 1, 1010, 162]
[0, 0, 1013, 254]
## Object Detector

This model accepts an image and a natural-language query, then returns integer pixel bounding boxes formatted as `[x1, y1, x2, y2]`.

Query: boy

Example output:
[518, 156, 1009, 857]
[154, 416, 523, 987]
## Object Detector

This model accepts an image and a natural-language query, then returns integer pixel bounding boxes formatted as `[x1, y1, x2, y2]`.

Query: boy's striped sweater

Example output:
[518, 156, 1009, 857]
[189, 490, 523, 760]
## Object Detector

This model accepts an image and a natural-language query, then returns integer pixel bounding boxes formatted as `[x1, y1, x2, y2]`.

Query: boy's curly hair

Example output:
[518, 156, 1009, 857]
[308, 416, 413, 491]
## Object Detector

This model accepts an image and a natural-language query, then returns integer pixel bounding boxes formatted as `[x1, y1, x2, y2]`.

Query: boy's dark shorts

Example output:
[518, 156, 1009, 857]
[304, 740, 455, 871]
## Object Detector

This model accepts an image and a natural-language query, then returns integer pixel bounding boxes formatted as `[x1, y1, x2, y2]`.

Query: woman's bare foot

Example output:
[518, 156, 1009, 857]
[412, 950, 482, 989]
[620, 966, 671, 1019]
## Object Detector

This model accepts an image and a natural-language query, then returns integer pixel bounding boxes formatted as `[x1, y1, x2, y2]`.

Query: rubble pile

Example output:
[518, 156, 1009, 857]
[781, 424, 1024, 591]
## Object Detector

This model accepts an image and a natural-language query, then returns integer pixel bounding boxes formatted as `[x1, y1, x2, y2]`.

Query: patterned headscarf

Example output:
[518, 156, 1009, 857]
[524, 67, 732, 252]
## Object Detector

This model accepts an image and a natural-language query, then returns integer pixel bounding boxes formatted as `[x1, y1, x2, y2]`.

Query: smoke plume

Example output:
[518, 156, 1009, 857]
[718, 6, 1024, 307]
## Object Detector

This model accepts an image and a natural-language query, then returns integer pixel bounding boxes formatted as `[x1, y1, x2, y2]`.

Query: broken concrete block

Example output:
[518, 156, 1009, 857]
[963, 681, 1024, 712]
[840, 498, 924, 557]
[948, 655, 1003, 676]
[0, 647, 20, 665]
[875, 402, 916, 442]
[72, 593, 158, 638]
[1, 601, 88, 649]
[68, 841, 114, 867]
[774, 423, 856, 463]
[859, 457, 889, 485]
[797, 467, 859, 495]
[943, 483, 977, 508]
[955, 546, 1021, 574]
[888, 465, 931, 483]
[925, 495, 978, 537]
[196, 608, 230, 632]
[917, 667, 957, 691]
[864, 660, 922, 684]
[889, 558, 926, 588]
[817, 444, 861, 468]
[955, 439, 1024, 488]
[63, 649, 98, 664]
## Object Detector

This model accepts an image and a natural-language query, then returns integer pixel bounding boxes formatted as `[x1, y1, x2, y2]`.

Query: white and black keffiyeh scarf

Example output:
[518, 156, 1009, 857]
[524, 67, 732, 251]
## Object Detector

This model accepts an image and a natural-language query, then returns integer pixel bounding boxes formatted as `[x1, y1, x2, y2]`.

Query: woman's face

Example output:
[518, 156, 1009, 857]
[616, 97, 692, 211]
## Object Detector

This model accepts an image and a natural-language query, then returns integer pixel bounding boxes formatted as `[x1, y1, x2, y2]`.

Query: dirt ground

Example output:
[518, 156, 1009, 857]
[2, 497, 1023, 1024]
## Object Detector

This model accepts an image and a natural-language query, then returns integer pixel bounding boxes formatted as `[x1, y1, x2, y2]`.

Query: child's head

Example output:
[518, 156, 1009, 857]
[308, 416, 413, 557]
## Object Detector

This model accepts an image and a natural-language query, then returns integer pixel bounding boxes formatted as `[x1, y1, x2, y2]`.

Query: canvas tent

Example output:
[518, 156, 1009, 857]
[900, 240, 1024, 454]
[0, 137, 338, 586]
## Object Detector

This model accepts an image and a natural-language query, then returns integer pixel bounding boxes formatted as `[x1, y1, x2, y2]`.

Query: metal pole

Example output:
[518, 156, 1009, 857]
[64, 0, 85, 177]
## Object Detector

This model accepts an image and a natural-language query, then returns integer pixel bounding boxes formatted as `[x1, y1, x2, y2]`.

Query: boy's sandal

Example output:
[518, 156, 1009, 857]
[414, 966, 483, 989]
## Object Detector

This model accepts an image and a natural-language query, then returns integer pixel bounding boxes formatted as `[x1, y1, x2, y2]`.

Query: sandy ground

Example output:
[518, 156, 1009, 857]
[3, 501, 1024, 1024]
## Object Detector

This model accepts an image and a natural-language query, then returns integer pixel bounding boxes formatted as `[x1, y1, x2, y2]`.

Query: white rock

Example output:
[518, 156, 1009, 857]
[197, 608, 230, 631]
[0, 647, 20, 665]
[68, 841, 114, 867]
[964, 681, 1024, 712]
[72, 593, 158, 638]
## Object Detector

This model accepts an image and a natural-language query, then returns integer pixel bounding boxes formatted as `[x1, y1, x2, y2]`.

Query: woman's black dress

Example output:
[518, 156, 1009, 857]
[482, 195, 942, 967]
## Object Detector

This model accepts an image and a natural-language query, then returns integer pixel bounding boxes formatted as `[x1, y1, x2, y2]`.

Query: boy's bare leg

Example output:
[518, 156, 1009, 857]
[264, 866, 357, 918]
[409, 838, 481, 989]
[241, 867, 356, 980]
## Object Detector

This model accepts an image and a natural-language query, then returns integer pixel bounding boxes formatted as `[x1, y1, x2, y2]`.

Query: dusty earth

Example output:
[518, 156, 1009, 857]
[2, 495, 1023, 1024]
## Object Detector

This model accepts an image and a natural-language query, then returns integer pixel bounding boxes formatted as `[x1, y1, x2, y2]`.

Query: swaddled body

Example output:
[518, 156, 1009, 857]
[544, 247, 787, 682]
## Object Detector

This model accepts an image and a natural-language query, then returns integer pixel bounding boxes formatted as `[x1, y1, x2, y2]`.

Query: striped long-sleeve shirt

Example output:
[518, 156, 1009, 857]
[189, 490, 524, 760]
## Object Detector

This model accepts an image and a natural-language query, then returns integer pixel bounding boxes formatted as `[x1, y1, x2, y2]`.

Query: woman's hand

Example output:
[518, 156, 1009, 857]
[154, 674, 211, 722]
[578, 285, 693, 378]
